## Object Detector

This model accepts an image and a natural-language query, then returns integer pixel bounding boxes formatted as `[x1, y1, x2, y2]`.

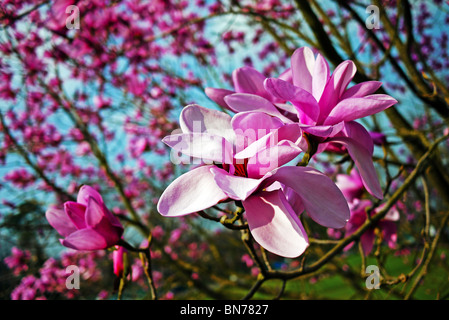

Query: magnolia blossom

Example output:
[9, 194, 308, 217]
[335, 170, 399, 254]
[344, 199, 399, 254]
[157, 104, 350, 258]
[221, 47, 397, 200]
[46, 186, 124, 250]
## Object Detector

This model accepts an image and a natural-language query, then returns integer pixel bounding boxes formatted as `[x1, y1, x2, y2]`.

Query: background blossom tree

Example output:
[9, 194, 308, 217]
[1, 0, 449, 300]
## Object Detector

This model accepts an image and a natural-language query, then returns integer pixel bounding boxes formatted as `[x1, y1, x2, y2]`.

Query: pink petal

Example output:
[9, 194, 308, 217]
[46, 207, 77, 237]
[285, 187, 305, 215]
[243, 190, 309, 258]
[298, 122, 344, 138]
[224, 93, 293, 124]
[274, 102, 298, 116]
[324, 94, 398, 125]
[232, 111, 284, 133]
[162, 133, 233, 164]
[267, 166, 350, 228]
[264, 78, 320, 124]
[247, 140, 302, 178]
[204, 87, 235, 109]
[157, 165, 228, 217]
[77, 185, 103, 206]
[312, 53, 330, 100]
[85, 196, 106, 228]
[291, 47, 315, 92]
[64, 201, 87, 229]
[179, 104, 234, 141]
[232, 111, 283, 148]
[328, 137, 383, 199]
[341, 81, 382, 99]
[210, 167, 267, 201]
[85, 197, 123, 245]
[232, 66, 270, 100]
[61, 228, 108, 251]
[318, 60, 357, 123]
[278, 67, 292, 83]
[342, 121, 374, 154]
[235, 123, 304, 160]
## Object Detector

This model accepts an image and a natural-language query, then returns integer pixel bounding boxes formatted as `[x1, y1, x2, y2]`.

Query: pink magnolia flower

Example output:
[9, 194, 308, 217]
[157, 104, 350, 258]
[46, 186, 124, 251]
[223, 47, 397, 200]
[345, 199, 399, 254]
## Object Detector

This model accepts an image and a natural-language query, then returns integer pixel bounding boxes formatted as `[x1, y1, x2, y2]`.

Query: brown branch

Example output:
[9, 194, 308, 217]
[404, 210, 449, 299]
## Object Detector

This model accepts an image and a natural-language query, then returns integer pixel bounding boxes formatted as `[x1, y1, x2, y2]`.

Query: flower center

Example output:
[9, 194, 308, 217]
[216, 159, 249, 177]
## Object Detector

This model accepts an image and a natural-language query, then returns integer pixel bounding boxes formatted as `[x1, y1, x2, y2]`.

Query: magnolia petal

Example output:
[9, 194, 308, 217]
[298, 122, 344, 138]
[46, 207, 77, 237]
[324, 94, 398, 125]
[331, 60, 357, 97]
[329, 137, 383, 199]
[235, 123, 303, 160]
[224, 93, 293, 124]
[264, 78, 320, 124]
[157, 165, 228, 217]
[210, 167, 266, 201]
[278, 67, 292, 83]
[232, 111, 284, 133]
[64, 201, 87, 230]
[232, 66, 270, 100]
[77, 185, 103, 206]
[285, 187, 305, 215]
[342, 121, 374, 155]
[231, 111, 283, 148]
[179, 104, 234, 142]
[247, 140, 302, 178]
[84, 196, 123, 242]
[291, 47, 315, 92]
[61, 228, 108, 251]
[318, 60, 357, 123]
[162, 133, 233, 164]
[274, 102, 298, 116]
[267, 166, 350, 229]
[204, 87, 235, 109]
[312, 53, 330, 100]
[91, 221, 123, 248]
[85, 196, 106, 228]
[243, 190, 309, 258]
[341, 81, 382, 99]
